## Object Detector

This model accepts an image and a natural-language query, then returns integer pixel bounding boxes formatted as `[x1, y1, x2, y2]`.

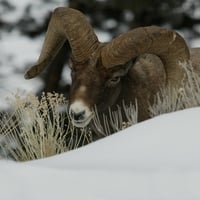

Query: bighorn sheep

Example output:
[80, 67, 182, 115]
[24, 7, 200, 128]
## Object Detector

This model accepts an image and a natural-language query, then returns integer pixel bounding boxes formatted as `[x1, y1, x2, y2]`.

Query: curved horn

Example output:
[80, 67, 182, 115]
[25, 7, 99, 79]
[101, 26, 190, 85]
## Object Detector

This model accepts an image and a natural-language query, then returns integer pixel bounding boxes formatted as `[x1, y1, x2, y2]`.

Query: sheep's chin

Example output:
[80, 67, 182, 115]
[71, 115, 93, 128]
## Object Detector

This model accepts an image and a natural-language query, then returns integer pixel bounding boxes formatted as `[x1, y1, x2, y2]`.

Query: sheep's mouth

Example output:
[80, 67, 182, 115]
[71, 114, 93, 128]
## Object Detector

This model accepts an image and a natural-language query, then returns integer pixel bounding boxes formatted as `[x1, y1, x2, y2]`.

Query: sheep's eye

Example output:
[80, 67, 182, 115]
[107, 76, 120, 86]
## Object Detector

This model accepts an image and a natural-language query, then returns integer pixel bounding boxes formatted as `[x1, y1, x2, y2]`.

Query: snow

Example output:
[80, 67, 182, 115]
[1, 0, 67, 24]
[0, 0, 67, 109]
[182, 0, 200, 19]
[1, 107, 200, 200]
[0, 31, 43, 108]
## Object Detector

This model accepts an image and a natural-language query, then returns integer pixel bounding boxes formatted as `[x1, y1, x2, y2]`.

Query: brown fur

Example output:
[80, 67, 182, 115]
[24, 7, 200, 128]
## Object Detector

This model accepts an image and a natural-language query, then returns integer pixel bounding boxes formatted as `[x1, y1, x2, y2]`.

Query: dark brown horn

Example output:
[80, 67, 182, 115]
[101, 26, 190, 85]
[25, 7, 99, 79]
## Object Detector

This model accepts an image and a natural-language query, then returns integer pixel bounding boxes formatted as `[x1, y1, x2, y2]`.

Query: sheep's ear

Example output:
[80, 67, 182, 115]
[110, 60, 133, 77]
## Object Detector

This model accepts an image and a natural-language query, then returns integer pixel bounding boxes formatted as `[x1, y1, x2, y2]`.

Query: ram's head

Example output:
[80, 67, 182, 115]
[25, 7, 190, 128]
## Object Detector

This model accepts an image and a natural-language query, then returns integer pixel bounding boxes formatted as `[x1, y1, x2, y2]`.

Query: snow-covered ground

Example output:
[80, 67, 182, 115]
[0, 107, 200, 200]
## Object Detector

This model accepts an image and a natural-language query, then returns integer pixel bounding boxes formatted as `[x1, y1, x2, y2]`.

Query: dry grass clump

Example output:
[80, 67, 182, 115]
[0, 93, 137, 161]
[0, 92, 92, 161]
[149, 64, 200, 117]
[1, 65, 200, 161]
[92, 101, 138, 137]
[0, 92, 137, 161]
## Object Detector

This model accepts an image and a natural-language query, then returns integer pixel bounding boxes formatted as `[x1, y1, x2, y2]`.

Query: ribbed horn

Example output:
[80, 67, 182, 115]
[25, 7, 99, 79]
[101, 26, 190, 85]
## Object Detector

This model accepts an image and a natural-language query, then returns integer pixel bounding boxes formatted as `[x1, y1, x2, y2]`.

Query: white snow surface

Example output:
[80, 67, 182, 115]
[0, 0, 67, 109]
[1, 107, 200, 200]
[0, 0, 67, 24]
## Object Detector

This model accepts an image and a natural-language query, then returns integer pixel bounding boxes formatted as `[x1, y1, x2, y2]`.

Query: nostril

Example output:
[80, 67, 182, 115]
[70, 110, 85, 121]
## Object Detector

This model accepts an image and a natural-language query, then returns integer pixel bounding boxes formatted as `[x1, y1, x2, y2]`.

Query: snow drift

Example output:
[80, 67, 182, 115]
[0, 107, 200, 200]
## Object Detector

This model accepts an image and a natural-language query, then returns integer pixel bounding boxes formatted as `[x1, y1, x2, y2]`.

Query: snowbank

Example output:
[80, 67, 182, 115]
[0, 107, 200, 200]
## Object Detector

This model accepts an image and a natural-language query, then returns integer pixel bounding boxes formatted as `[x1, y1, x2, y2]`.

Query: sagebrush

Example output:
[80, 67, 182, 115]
[0, 93, 93, 161]
[0, 67, 200, 161]
[0, 92, 137, 161]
